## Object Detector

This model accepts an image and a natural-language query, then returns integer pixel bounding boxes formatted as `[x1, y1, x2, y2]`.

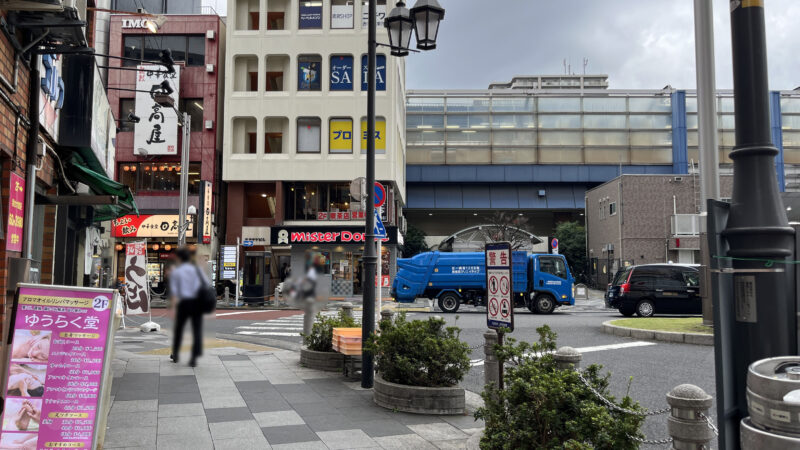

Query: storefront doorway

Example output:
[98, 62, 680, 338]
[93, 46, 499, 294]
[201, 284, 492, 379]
[243, 251, 271, 302]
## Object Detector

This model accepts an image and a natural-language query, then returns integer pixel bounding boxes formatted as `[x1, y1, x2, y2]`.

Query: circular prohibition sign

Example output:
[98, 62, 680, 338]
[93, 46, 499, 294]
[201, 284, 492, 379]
[488, 275, 499, 294]
[488, 297, 500, 316]
[499, 276, 510, 296]
[500, 299, 511, 318]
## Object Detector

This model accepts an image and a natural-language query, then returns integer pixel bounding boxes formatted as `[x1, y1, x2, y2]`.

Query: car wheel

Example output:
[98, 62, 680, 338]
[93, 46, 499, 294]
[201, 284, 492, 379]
[438, 293, 460, 313]
[534, 294, 556, 314]
[636, 299, 655, 317]
[619, 307, 635, 317]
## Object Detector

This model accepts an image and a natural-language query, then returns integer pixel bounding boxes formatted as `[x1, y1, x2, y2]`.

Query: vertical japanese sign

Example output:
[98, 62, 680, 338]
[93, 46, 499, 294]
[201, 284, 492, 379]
[199, 181, 212, 245]
[134, 65, 180, 155]
[220, 245, 238, 280]
[360, 118, 386, 152]
[329, 119, 353, 152]
[0, 284, 117, 450]
[361, 54, 386, 91]
[486, 242, 514, 331]
[124, 242, 150, 314]
[330, 55, 354, 91]
[6, 173, 25, 253]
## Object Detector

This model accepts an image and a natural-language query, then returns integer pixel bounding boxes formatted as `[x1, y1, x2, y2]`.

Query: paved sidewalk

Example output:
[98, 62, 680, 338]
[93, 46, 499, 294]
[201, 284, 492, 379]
[105, 328, 484, 449]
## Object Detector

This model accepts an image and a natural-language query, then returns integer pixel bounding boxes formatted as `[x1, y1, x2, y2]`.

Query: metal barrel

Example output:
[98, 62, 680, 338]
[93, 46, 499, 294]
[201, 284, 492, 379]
[746, 356, 800, 434]
[741, 417, 800, 449]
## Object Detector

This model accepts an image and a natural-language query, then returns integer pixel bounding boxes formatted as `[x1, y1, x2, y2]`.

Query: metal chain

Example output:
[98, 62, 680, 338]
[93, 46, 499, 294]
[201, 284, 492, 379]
[468, 342, 486, 351]
[699, 412, 719, 436]
[627, 434, 673, 446]
[576, 371, 671, 417]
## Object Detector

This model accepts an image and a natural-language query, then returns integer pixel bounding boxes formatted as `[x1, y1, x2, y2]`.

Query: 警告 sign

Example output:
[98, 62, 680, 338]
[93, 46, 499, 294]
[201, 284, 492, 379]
[111, 214, 194, 239]
[134, 65, 180, 155]
[486, 242, 514, 331]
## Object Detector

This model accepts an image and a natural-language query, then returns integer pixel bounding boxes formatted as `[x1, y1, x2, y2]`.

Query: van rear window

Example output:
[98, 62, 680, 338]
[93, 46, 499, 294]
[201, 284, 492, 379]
[613, 267, 632, 285]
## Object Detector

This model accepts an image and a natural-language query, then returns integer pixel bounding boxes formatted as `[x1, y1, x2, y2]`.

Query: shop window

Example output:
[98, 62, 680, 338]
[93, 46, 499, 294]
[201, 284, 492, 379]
[298, 55, 322, 91]
[119, 162, 201, 194]
[299, 0, 323, 29]
[234, 55, 259, 92]
[232, 117, 258, 154]
[297, 117, 322, 153]
[330, 55, 354, 91]
[360, 117, 386, 154]
[331, 0, 354, 29]
[264, 117, 288, 153]
[119, 163, 138, 193]
[118, 99, 136, 132]
[236, 0, 260, 30]
[179, 98, 204, 132]
[245, 185, 276, 218]
[329, 118, 353, 153]
[284, 182, 359, 221]
[265, 55, 289, 91]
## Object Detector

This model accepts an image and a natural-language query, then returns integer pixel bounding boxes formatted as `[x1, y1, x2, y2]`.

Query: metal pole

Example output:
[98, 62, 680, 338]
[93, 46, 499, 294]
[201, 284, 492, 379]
[362, 0, 377, 389]
[23, 59, 40, 259]
[235, 237, 240, 308]
[178, 113, 190, 247]
[694, 0, 720, 210]
[718, 2, 797, 447]
[377, 207, 382, 325]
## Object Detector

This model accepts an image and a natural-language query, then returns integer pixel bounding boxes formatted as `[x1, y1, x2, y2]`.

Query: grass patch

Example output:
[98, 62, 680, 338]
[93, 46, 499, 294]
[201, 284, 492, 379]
[610, 317, 712, 334]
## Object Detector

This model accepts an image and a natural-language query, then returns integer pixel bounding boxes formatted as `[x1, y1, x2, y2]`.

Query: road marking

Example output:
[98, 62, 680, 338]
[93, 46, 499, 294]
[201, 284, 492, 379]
[216, 310, 299, 317]
[236, 331, 301, 337]
[236, 326, 304, 331]
[470, 341, 656, 367]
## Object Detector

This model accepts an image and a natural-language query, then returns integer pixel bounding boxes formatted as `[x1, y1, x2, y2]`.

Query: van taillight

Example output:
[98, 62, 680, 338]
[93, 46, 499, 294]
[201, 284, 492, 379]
[620, 283, 630, 294]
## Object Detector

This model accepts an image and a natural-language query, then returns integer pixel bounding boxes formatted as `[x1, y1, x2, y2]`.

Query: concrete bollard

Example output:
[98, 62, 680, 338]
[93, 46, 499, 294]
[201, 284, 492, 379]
[380, 309, 393, 323]
[553, 346, 582, 370]
[341, 302, 353, 319]
[224, 287, 230, 306]
[666, 384, 715, 449]
[483, 331, 500, 389]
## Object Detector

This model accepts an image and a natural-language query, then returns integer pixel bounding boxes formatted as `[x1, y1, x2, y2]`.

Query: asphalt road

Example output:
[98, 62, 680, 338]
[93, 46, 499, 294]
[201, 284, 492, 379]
[126, 299, 715, 447]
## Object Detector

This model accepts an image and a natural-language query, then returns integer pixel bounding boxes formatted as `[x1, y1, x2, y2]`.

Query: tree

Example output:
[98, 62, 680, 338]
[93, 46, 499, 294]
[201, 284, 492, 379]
[554, 221, 587, 283]
[479, 211, 536, 250]
[401, 225, 430, 258]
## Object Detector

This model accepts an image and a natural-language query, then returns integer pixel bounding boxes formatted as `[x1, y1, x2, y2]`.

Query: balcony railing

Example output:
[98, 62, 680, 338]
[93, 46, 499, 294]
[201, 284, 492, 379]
[671, 214, 701, 236]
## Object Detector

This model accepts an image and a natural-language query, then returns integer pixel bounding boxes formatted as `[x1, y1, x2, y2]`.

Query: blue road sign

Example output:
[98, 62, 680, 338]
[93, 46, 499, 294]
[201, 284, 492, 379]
[374, 209, 387, 239]
[242, 240, 254, 247]
[374, 182, 386, 208]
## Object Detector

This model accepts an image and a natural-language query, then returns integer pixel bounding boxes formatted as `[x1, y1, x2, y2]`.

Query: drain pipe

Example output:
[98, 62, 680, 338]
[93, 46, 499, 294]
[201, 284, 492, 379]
[22, 60, 40, 259]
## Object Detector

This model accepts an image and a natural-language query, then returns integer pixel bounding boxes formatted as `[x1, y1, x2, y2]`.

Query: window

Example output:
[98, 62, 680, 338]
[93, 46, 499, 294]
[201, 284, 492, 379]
[266, 55, 289, 91]
[298, 55, 322, 91]
[539, 256, 567, 279]
[584, 114, 626, 129]
[361, 0, 387, 28]
[407, 97, 444, 112]
[683, 271, 699, 287]
[114, 0, 164, 14]
[361, 54, 386, 91]
[123, 36, 143, 66]
[267, 11, 285, 29]
[491, 114, 535, 129]
[329, 118, 353, 153]
[583, 97, 627, 112]
[118, 99, 136, 132]
[445, 114, 490, 129]
[299, 0, 323, 29]
[330, 55, 354, 91]
[245, 185, 276, 218]
[491, 98, 534, 112]
[609, 202, 617, 216]
[446, 97, 489, 113]
[331, 0, 354, 28]
[124, 35, 205, 66]
[538, 97, 581, 112]
[118, 162, 201, 194]
[538, 115, 580, 129]
[187, 36, 205, 66]
[361, 117, 386, 154]
[629, 97, 671, 112]
[179, 99, 203, 132]
[264, 118, 287, 154]
[297, 117, 321, 153]
[407, 115, 444, 129]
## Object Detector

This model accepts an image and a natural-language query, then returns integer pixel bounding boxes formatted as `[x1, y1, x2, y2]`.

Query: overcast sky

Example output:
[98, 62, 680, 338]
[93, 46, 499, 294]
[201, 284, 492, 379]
[405, 0, 800, 90]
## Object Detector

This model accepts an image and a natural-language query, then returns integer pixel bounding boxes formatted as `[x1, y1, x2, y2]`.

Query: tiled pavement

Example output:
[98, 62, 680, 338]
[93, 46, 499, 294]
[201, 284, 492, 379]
[106, 329, 484, 449]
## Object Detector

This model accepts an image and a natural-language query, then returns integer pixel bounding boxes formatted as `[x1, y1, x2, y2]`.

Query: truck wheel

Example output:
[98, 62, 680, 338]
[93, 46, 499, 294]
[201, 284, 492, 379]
[534, 294, 556, 314]
[636, 299, 655, 317]
[438, 293, 460, 313]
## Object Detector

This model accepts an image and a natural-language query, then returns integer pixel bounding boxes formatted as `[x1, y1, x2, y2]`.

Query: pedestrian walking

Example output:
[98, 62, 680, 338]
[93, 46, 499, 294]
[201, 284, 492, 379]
[169, 247, 208, 367]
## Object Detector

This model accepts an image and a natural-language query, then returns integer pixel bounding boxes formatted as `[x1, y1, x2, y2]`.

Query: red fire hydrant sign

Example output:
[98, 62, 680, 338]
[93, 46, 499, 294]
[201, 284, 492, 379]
[486, 242, 513, 331]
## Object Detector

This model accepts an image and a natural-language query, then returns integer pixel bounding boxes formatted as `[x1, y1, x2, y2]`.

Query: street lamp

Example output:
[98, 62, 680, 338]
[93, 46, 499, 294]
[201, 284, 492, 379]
[361, 0, 444, 390]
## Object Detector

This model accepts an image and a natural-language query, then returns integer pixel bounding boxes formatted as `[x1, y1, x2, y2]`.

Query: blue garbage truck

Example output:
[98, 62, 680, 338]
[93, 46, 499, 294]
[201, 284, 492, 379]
[391, 251, 575, 314]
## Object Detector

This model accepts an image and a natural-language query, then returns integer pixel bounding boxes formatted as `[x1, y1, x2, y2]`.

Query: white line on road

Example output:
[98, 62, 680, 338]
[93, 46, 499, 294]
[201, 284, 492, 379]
[236, 331, 301, 337]
[236, 326, 304, 331]
[470, 341, 657, 367]
[216, 310, 299, 317]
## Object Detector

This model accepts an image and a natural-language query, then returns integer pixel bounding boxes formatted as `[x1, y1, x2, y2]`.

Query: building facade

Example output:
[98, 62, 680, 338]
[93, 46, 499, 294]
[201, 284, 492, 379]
[223, 0, 406, 300]
[585, 174, 734, 287]
[405, 76, 800, 248]
[107, 12, 225, 289]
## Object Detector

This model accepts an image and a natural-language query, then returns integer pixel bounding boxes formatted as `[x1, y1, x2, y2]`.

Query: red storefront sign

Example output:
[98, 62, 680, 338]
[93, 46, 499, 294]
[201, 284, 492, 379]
[111, 214, 194, 238]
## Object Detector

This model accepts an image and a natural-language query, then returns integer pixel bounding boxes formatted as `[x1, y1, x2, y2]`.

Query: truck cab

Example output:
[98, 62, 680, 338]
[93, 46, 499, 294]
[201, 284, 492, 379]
[529, 254, 575, 314]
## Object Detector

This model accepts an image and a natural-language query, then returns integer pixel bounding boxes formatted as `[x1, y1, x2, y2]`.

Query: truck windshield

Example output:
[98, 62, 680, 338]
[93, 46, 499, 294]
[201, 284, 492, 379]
[540, 256, 567, 279]
[612, 267, 632, 285]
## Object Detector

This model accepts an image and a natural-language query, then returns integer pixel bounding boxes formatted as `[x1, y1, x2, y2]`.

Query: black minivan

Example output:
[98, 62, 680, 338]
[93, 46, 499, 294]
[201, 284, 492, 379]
[605, 264, 701, 317]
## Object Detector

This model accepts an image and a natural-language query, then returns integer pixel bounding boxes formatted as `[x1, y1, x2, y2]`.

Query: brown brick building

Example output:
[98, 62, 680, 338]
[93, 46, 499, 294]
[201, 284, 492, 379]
[586, 174, 733, 287]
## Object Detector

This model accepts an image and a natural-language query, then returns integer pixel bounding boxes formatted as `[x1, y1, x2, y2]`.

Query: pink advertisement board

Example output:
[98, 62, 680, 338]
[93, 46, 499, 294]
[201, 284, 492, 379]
[6, 173, 24, 253]
[0, 285, 116, 449]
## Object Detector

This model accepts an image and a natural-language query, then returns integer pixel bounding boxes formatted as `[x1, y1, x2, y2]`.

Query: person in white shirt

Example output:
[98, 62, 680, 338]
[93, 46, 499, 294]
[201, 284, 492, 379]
[169, 247, 207, 367]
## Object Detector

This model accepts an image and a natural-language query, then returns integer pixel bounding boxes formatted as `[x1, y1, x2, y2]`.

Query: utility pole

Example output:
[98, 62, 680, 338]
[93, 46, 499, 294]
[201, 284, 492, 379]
[23, 59, 40, 260]
[715, 1, 796, 447]
[361, 0, 378, 389]
[178, 113, 190, 247]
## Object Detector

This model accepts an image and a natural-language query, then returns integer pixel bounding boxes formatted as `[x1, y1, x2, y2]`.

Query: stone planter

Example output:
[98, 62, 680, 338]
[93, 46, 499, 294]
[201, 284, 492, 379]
[373, 375, 465, 415]
[300, 348, 344, 372]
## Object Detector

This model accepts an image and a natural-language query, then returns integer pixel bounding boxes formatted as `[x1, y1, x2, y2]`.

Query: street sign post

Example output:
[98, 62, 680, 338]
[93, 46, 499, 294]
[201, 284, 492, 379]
[374, 182, 386, 208]
[551, 237, 559, 255]
[373, 208, 387, 239]
[486, 242, 514, 332]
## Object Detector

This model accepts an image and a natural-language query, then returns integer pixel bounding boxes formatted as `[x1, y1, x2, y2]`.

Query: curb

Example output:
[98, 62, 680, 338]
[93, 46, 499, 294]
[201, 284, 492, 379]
[601, 320, 713, 346]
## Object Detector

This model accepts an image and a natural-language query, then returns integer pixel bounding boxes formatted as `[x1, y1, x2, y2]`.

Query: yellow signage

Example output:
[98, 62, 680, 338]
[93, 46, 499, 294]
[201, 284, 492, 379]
[329, 119, 353, 152]
[361, 119, 386, 152]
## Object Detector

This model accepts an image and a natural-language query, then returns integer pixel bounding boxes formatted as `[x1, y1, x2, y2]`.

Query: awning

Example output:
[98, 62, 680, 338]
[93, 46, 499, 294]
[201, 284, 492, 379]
[65, 152, 138, 221]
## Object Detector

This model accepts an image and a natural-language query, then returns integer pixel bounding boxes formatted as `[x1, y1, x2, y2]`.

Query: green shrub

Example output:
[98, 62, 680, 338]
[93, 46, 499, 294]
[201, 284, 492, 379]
[301, 311, 358, 352]
[475, 326, 645, 450]
[365, 312, 470, 387]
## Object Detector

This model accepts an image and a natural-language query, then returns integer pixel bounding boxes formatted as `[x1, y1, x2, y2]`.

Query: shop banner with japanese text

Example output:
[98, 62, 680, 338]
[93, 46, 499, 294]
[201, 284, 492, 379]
[124, 242, 150, 314]
[0, 284, 117, 449]
[134, 64, 181, 155]
[6, 173, 24, 252]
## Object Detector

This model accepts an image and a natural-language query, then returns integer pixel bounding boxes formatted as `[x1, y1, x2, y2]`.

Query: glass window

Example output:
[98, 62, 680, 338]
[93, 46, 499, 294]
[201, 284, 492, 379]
[784, 147, 800, 164]
[298, 55, 322, 91]
[129, 162, 201, 194]
[686, 114, 698, 129]
[187, 36, 205, 66]
[781, 98, 800, 113]
[718, 114, 735, 129]
[245, 185, 277, 218]
[687, 131, 698, 147]
[123, 36, 143, 66]
[360, 54, 386, 91]
[284, 182, 329, 220]
[407, 130, 444, 145]
[631, 148, 672, 164]
[145, 35, 186, 63]
[782, 115, 800, 130]
[684, 271, 699, 287]
[584, 147, 629, 164]
[718, 97, 735, 113]
[540, 256, 567, 279]
[584, 131, 628, 146]
[179, 98, 203, 132]
[446, 130, 490, 145]
[299, 0, 323, 29]
[539, 131, 582, 146]
[118, 163, 138, 193]
[539, 147, 582, 163]
[629, 114, 672, 129]
[407, 114, 444, 129]
[445, 114, 490, 129]
[297, 117, 321, 153]
[784, 131, 800, 147]
[407, 97, 445, 112]
[330, 54, 354, 91]
[329, 118, 353, 153]
[630, 131, 672, 146]
[584, 114, 626, 128]
[361, 0, 387, 28]
[360, 117, 387, 154]
[115, 0, 163, 14]
[628, 97, 671, 112]
[118, 99, 136, 132]
[719, 130, 736, 147]
[445, 147, 491, 164]
[331, 0, 354, 29]
[407, 147, 445, 164]
[492, 147, 536, 164]
[583, 97, 627, 112]
[446, 97, 490, 112]
[538, 97, 581, 112]
[491, 114, 535, 129]
[492, 130, 536, 146]
[538, 115, 581, 128]
[491, 97, 534, 112]
[686, 97, 698, 113]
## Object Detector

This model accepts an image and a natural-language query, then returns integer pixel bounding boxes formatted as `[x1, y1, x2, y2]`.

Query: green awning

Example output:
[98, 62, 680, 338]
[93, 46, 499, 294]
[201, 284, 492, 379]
[65, 152, 138, 221]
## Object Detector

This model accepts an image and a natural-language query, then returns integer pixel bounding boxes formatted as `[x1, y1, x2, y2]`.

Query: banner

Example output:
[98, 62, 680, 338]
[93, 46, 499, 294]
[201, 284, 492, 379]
[6, 173, 24, 252]
[298, 60, 321, 91]
[200, 181, 212, 244]
[220, 245, 237, 280]
[0, 284, 117, 449]
[329, 119, 353, 152]
[330, 55, 353, 91]
[111, 214, 194, 238]
[331, 3, 354, 28]
[134, 64, 180, 155]
[361, 3, 386, 28]
[123, 242, 149, 314]
[361, 55, 386, 91]
[299, 3, 322, 29]
[361, 118, 386, 152]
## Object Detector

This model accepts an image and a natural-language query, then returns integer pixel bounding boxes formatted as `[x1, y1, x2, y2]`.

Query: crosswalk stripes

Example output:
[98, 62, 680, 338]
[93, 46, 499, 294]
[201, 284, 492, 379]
[231, 310, 404, 339]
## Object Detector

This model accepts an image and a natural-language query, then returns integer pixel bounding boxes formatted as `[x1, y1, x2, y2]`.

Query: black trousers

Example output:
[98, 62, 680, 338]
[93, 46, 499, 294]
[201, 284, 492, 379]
[172, 300, 203, 360]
